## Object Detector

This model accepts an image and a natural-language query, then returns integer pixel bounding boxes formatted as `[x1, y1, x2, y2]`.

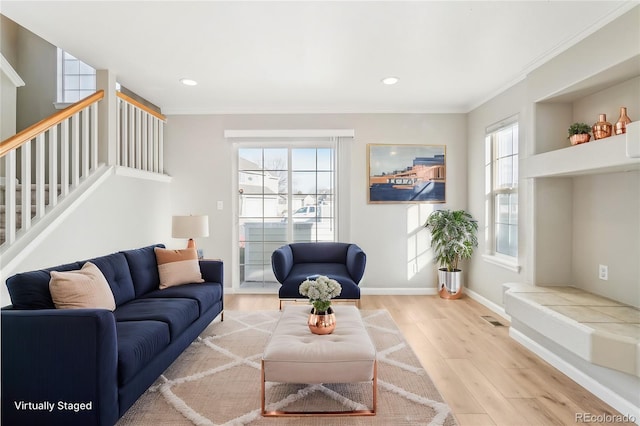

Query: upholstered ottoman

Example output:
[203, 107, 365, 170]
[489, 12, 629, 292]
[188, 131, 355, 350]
[261, 305, 377, 416]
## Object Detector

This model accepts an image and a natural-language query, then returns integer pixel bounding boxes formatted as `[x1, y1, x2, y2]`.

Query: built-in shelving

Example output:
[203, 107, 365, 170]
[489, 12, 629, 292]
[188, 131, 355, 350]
[527, 52, 640, 292]
[522, 121, 640, 178]
[510, 11, 640, 418]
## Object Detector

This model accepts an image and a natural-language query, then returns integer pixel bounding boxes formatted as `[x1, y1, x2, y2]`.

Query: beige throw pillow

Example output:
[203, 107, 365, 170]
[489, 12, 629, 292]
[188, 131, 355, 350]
[154, 247, 204, 289]
[49, 262, 116, 311]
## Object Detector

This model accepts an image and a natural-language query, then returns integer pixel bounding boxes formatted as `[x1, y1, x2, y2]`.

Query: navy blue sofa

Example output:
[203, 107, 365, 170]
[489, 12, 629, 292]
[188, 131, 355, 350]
[1, 244, 223, 426]
[271, 242, 366, 307]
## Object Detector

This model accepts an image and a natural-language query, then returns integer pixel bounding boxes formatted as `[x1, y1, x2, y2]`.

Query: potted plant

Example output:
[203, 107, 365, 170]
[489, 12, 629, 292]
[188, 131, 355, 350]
[568, 122, 591, 145]
[299, 275, 341, 334]
[424, 209, 478, 299]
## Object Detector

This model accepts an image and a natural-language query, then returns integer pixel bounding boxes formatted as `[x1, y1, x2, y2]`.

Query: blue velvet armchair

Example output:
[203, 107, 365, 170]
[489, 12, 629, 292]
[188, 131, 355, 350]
[271, 242, 366, 308]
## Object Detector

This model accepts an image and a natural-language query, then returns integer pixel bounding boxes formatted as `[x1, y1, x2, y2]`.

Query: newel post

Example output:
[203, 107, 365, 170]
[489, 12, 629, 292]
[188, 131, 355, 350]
[96, 70, 117, 166]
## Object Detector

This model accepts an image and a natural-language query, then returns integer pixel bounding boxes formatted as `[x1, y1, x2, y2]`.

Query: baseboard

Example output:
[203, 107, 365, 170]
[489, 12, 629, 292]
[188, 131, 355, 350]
[510, 328, 640, 423]
[360, 287, 437, 296]
[228, 287, 277, 295]
[227, 287, 438, 296]
[464, 288, 511, 322]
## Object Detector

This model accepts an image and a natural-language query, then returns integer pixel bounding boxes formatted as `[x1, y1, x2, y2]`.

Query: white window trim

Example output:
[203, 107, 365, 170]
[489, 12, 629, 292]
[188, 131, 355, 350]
[56, 48, 97, 106]
[224, 129, 355, 139]
[484, 116, 520, 272]
[482, 253, 521, 273]
[226, 129, 354, 290]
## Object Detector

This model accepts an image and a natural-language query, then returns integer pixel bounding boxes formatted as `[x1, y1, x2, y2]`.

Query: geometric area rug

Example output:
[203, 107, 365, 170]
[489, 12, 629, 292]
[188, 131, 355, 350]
[117, 310, 457, 426]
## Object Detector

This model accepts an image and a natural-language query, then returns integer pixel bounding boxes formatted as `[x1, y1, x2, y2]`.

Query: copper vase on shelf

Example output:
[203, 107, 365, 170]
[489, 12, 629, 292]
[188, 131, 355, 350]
[592, 114, 613, 140]
[614, 107, 632, 135]
[308, 306, 336, 335]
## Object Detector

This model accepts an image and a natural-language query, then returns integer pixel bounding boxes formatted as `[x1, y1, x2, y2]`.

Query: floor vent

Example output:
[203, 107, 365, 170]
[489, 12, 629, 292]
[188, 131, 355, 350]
[481, 315, 504, 327]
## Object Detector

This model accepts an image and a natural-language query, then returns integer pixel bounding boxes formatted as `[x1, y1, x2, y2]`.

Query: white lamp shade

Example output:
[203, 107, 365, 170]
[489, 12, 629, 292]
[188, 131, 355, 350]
[172, 215, 209, 239]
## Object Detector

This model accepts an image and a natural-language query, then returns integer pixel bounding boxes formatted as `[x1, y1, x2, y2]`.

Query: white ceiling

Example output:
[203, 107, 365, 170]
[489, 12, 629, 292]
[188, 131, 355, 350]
[2, 1, 637, 114]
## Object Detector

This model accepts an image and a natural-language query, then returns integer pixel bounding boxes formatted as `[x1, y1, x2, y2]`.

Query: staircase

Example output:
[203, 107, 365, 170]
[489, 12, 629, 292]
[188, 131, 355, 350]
[0, 183, 56, 245]
[0, 89, 167, 258]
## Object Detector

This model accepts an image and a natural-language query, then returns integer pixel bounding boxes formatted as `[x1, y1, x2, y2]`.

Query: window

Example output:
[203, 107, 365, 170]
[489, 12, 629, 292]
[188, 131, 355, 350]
[485, 118, 518, 261]
[237, 144, 336, 289]
[57, 49, 96, 104]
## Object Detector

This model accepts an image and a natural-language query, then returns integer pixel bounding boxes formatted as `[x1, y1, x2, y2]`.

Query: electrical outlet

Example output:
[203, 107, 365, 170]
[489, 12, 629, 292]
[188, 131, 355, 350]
[598, 264, 608, 280]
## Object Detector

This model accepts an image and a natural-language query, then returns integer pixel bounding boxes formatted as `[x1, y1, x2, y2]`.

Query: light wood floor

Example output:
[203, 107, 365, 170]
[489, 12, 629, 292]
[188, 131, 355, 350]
[225, 293, 634, 426]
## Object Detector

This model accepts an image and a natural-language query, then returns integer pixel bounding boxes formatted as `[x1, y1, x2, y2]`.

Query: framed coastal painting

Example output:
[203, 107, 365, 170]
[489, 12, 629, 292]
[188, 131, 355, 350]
[367, 144, 446, 204]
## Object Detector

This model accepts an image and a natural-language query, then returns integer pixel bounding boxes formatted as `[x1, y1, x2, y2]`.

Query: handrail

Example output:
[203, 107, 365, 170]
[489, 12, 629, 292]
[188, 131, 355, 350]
[0, 90, 105, 158]
[116, 91, 166, 122]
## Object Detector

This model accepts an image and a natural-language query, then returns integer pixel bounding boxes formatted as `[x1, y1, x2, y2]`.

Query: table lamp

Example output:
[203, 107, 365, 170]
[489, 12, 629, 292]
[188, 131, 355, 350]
[172, 215, 209, 250]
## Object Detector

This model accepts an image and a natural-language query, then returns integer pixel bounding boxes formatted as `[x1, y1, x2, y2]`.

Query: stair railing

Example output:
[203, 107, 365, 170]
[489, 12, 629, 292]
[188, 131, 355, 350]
[116, 92, 166, 173]
[0, 90, 104, 246]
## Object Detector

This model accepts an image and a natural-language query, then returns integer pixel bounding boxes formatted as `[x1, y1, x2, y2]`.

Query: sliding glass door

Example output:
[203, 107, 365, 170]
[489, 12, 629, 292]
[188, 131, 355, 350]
[237, 144, 336, 290]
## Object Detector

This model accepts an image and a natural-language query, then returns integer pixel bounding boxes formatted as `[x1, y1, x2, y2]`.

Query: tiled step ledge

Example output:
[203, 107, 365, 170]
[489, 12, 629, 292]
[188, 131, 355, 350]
[503, 283, 639, 378]
[504, 283, 640, 419]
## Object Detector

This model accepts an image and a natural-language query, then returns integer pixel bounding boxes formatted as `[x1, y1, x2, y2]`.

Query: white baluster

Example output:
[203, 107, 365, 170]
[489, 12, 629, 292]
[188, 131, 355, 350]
[82, 107, 90, 177]
[128, 103, 135, 167]
[135, 108, 142, 170]
[4, 150, 17, 244]
[35, 134, 45, 218]
[158, 120, 164, 174]
[116, 97, 122, 166]
[147, 115, 154, 172]
[141, 112, 148, 171]
[91, 103, 98, 170]
[152, 119, 158, 173]
[60, 118, 70, 197]
[48, 127, 58, 207]
[121, 101, 128, 166]
[71, 113, 80, 188]
[20, 140, 31, 231]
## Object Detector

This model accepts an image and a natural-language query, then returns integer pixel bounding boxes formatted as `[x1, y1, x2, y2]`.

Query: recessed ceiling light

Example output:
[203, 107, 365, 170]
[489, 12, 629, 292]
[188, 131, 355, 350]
[381, 76, 399, 85]
[180, 78, 198, 86]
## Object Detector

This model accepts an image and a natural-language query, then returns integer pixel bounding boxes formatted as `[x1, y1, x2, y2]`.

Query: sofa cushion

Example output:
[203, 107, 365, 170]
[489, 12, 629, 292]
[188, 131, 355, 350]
[114, 298, 199, 339]
[290, 242, 349, 264]
[83, 253, 136, 307]
[141, 282, 223, 315]
[6, 262, 82, 309]
[116, 320, 170, 385]
[121, 244, 165, 297]
[49, 262, 116, 311]
[280, 263, 360, 299]
[154, 247, 204, 289]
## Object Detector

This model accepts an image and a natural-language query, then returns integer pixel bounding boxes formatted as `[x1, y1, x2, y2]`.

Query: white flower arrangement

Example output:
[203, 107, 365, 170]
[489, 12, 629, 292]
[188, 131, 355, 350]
[299, 275, 341, 313]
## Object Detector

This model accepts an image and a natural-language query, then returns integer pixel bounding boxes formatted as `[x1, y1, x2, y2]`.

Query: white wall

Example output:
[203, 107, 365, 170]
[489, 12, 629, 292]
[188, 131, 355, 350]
[572, 171, 640, 307]
[0, 172, 171, 305]
[1, 71, 18, 139]
[466, 81, 529, 306]
[1, 16, 20, 140]
[164, 113, 467, 292]
[15, 23, 57, 132]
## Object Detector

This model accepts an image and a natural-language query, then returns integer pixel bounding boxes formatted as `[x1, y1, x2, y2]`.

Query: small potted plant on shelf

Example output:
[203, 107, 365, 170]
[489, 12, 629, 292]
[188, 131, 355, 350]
[568, 122, 591, 145]
[424, 209, 478, 300]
